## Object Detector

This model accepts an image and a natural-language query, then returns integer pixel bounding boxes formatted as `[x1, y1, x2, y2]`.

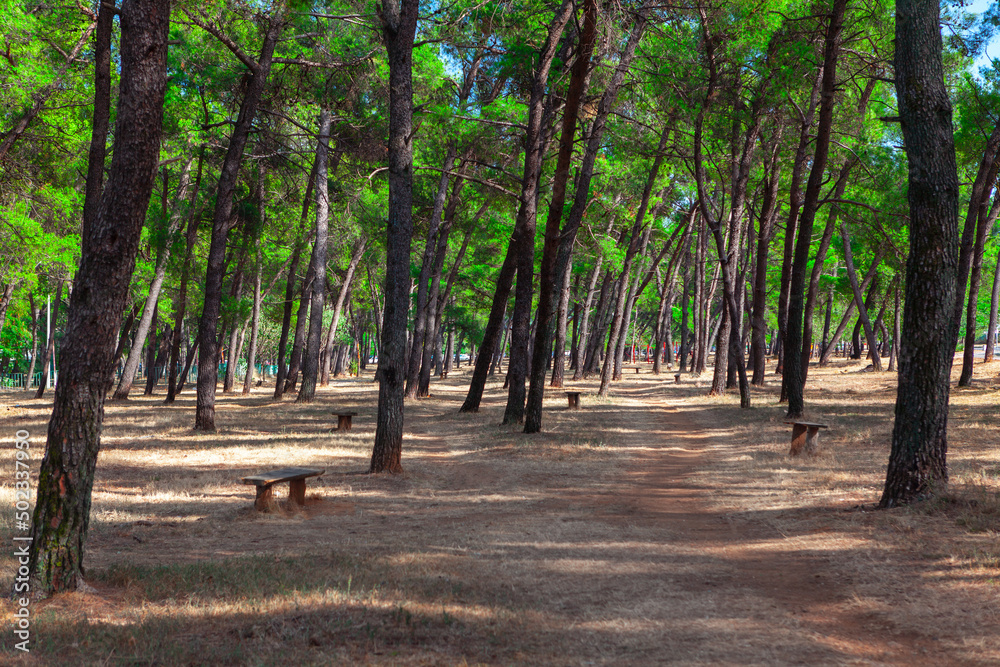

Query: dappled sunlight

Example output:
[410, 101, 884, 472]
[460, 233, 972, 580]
[0, 363, 998, 663]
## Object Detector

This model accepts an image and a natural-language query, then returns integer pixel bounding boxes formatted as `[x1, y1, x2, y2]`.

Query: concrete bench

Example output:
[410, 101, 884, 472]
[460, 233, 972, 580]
[241, 467, 324, 511]
[785, 421, 828, 456]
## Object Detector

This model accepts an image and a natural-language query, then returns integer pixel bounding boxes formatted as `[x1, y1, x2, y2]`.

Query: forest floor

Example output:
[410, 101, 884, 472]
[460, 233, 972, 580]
[0, 356, 999, 665]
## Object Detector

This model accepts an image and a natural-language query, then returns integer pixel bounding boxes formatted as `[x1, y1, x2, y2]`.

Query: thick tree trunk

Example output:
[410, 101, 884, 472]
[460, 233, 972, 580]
[881, 0, 959, 507]
[28, 0, 168, 593]
[195, 14, 282, 430]
[370, 0, 418, 473]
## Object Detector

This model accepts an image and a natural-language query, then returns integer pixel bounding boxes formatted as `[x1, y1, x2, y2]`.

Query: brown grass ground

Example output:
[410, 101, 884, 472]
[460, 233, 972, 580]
[0, 355, 998, 665]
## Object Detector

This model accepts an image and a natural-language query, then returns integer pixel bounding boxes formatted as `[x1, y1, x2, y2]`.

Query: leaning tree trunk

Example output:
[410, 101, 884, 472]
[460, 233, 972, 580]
[322, 239, 367, 385]
[27, 0, 168, 594]
[195, 15, 282, 431]
[297, 111, 333, 402]
[840, 221, 882, 371]
[369, 0, 418, 474]
[783, 0, 846, 417]
[958, 191, 1000, 385]
[461, 0, 573, 415]
[881, 0, 959, 507]
[113, 157, 193, 400]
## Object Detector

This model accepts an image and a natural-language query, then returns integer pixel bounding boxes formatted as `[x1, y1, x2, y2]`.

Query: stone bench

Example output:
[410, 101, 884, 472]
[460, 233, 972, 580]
[241, 467, 324, 511]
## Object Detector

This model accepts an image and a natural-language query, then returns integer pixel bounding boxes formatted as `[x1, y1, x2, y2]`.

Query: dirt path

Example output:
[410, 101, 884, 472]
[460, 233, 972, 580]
[611, 398, 941, 666]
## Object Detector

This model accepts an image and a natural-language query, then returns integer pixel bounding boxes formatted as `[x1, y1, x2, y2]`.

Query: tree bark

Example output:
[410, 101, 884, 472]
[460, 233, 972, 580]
[242, 260, 262, 394]
[881, 0, 959, 507]
[369, 0, 418, 473]
[27, 0, 169, 594]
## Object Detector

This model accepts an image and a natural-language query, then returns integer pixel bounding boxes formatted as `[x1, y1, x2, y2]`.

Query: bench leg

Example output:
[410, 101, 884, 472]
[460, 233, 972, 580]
[804, 426, 821, 456]
[254, 484, 275, 511]
[289, 479, 306, 506]
[789, 423, 808, 456]
[338, 415, 352, 431]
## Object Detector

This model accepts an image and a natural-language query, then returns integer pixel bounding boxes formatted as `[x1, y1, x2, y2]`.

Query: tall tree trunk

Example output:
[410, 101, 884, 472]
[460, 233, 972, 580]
[24, 293, 39, 390]
[550, 253, 574, 387]
[34, 282, 63, 399]
[881, 0, 959, 507]
[460, 0, 573, 415]
[82, 0, 115, 234]
[113, 156, 194, 400]
[521, 0, 598, 429]
[322, 239, 366, 385]
[783, 0, 846, 417]
[958, 191, 1000, 385]
[369, 0, 418, 473]
[167, 148, 204, 403]
[777, 68, 825, 377]
[888, 286, 901, 372]
[526, 2, 645, 427]
[750, 130, 783, 384]
[195, 14, 283, 431]
[28, 0, 168, 593]
[142, 302, 160, 393]
[298, 110, 333, 402]
[985, 247, 1000, 363]
[572, 256, 602, 379]
[406, 148, 456, 397]
[841, 222, 883, 370]
[274, 158, 316, 398]
[242, 261, 262, 394]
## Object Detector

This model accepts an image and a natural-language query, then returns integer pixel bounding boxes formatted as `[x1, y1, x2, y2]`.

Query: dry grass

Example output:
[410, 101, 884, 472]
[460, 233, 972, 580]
[0, 356, 996, 665]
